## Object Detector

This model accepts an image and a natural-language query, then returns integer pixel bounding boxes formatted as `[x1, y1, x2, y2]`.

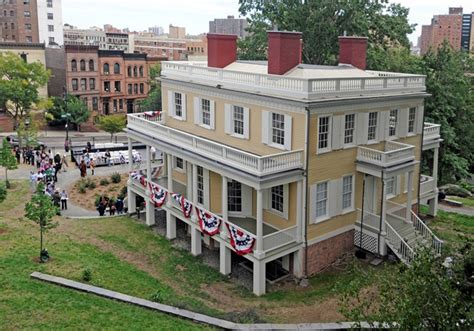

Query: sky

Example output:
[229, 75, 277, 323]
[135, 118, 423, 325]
[63, 0, 474, 44]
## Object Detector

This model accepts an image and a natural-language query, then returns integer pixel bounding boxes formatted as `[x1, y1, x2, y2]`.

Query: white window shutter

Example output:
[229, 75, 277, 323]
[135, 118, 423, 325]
[399, 108, 408, 137]
[224, 104, 231, 134]
[380, 110, 389, 140]
[396, 176, 402, 195]
[243, 107, 250, 139]
[242, 184, 253, 217]
[193, 97, 200, 125]
[262, 111, 269, 144]
[357, 113, 369, 145]
[328, 180, 339, 217]
[335, 178, 343, 215]
[203, 169, 210, 209]
[181, 94, 187, 121]
[284, 115, 292, 150]
[167, 91, 174, 117]
[332, 115, 343, 150]
[310, 184, 316, 223]
[210, 100, 216, 130]
[416, 106, 424, 134]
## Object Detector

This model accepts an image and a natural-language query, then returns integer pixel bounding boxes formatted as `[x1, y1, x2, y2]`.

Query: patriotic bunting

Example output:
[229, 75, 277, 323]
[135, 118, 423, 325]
[195, 206, 221, 236]
[144, 111, 161, 118]
[171, 193, 193, 218]
[130, 171, 147, 187]
[149, 183, 167, 208]
[226, 223, 255, 255]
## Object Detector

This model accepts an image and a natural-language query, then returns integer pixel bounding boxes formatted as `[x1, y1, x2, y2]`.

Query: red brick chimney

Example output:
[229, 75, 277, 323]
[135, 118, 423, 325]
[267, 31, 302, 75]
[207, 34, 237, 68]
[338, 36, 368, 70]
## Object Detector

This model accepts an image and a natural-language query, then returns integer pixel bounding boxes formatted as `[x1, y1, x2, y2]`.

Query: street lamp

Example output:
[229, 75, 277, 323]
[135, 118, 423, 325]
[62, 86, 70, 142]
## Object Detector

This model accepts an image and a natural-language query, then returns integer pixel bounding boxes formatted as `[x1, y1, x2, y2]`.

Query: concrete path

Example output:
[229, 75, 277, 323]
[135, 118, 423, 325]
[438, 203, 474, 216]
[31, 272, 374, 330]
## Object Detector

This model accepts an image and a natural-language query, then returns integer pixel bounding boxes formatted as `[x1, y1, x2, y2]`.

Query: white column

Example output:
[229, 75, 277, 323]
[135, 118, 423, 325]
[406, 170, 414, 223]
[219, 243, 231, 275]
[127, 138, 133, 172]
[166, 212, 176, 240]
[146, 145, 152, 181]
[191, 164, 198, 222]
[167, 154, 173, 205]
[253, 260, 266, 296]
[191, 226, 202, 256]
[220, 176, 228, 239]
[145, 199, 155, 226]
[127, 187, 136, 215]
[255, 189, 264, 258]
[293, 249, 304, 278]
[296, 180, 303, 243]
[186, 162, 192, 198]
[428, 195, 439, 217]
[433, 147, 439, 186]
[380, 177, 388, 256]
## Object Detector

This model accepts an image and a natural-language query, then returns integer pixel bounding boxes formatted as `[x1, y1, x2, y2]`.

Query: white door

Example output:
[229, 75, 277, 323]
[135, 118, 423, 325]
[363, 175, 377, 215]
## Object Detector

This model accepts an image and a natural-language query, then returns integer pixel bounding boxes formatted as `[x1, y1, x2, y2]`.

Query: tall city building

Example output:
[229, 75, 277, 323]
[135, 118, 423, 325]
[36, 0, 63, 45]
[419, 7, 463, 55]
[461, 13, 473, 52]
[169, 24, 185, 39]
[148, 25, 164, 36]
[209, 15, 248, 38]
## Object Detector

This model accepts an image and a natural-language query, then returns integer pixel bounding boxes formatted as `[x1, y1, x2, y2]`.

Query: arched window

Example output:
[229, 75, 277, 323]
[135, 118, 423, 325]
[114, 63, 120, 74]
[139, 66, 144, 77]
[80, 59, 86, 71]
[139, 83, 144, 94]
[71, 59, 77, 72]
[127, 66, 132, 77]
[103, 63, 109, 74]
[133, 83, 138, 94]
[89, 59, 94, 71]
[133, 66, 137, 77]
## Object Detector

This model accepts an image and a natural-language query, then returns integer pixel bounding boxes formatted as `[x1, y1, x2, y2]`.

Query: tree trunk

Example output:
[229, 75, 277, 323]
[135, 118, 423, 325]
[110, 133, 113, 142]
[4, 168, 8, 188]
[40, 227, 43, 261]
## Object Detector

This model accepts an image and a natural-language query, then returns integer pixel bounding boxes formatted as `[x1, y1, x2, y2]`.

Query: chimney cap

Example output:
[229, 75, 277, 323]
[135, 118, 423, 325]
[338, 36, 368, 41]
[267, 30, 302, 37]
[207, 33, 238, 40]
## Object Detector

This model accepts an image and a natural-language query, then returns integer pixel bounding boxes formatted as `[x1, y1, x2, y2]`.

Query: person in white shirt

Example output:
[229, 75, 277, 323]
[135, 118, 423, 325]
[60, 189, 68, 210]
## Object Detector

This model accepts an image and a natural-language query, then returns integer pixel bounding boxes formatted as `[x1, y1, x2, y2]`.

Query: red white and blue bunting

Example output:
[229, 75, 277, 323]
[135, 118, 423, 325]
[130, 171, 147, 187]
[171, 193, 193, 218]
[149, 183, 167, 208]
[144, 111, 161, 119]
[226, 223, 255, 255]
[195, 206, 221, 236]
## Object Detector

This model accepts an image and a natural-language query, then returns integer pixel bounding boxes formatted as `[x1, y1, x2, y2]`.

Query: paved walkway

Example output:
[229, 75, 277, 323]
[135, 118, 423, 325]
[438, 203, 474, 216]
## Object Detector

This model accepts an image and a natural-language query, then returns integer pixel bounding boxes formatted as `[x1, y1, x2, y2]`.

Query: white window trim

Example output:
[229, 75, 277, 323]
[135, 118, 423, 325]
[341, 174, 355, 214]
[262, 110, 292, 151]
[267, 184, 289, 220]
[367, 111, 379, 145]
[385, 177, 396, 199]
[317, 115, 332, 154]
[343, 114, 356, 148]
[387, 109, 399, 141]
[194, 97, 215, 130]
[168, 91, 186, 121]
[314, 180, 330, 223]
[407, 107, 417, 136]
[227, 181, 252, 218]
[226, 104, 249, 140]
[173, 156, 186, 173]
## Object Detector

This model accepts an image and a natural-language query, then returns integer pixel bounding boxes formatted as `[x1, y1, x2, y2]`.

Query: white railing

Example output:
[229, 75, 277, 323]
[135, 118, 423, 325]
[162, 62, 426, 100]
[386, 222, 415, 264]
[357, 141, 415, 167]
[420, 175, 436, 196]
[423, 122, 441, 141]
[263, 226, 297, 251]
[128, 113, 304, 176]
[356, 209, 380, 230]
[411, 211, 443, 255]
[129, 175, 297, 254]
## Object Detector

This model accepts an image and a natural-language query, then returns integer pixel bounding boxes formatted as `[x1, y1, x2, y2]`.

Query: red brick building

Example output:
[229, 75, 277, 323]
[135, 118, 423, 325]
[420, 7, 463, 55]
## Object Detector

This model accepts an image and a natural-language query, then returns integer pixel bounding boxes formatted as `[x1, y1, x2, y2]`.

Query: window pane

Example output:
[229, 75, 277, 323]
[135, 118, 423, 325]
[344, 114, 355, 144]
[315, 182, 328, 218]
[228, 180, 242, 212]
[232, 106, 244, 135]
[271, 185, 284, 213]
[197, 166, 204, 204]
[174, 93, 182, 117]
[408, 107, 416, 133]
[342, 175, 353, 209]
[368, 112, 378, 141]
[318, 116, 330, 149]
[201, 99, 210, 126]
[271, 113, 285, 145]
[389, 109, 398, 136]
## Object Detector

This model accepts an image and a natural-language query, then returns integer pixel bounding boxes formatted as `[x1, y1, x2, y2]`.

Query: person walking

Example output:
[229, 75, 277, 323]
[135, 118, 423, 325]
[115, 198, 124, 214]
[90, 158, 95, 176]
[60, 189, 68, 210]
[61, 154, 69, 172]
[79, 160, 87, 177]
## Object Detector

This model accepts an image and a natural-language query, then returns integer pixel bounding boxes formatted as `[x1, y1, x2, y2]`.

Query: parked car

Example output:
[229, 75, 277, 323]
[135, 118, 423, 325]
[3, 135, 46, 150]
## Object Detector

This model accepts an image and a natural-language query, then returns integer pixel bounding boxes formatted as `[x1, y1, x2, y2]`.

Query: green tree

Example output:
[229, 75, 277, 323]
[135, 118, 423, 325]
[24, 182, 59, 262]
[0, 52, 50, 128]
[340, 248, 473, 329]
[138, 63, 162, 112]
[0, 138, 18, 188]
[46, 96, 90, 130]
[237, 0, 415, 65]
[97, 114, 127, 142]
[0, 183, 6, 203]
[16, 117, 40, 149]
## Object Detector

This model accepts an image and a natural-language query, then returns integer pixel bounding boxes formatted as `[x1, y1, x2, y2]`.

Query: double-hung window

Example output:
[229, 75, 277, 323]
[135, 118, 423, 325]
[232, 106, 244, 136]
[197, 166, 204, 205]
[344, 114, 355, 145]
[386, 177, 395, 196]
[315, 182, 328, 220]
[271, 185, 284, 214]
[342, 175, 353, 210]
[174, 157, 184, 171]
[228, 180, 242, 212]
[174, 93, 182, 118]
[408, 107, 416, 134]
[367, 112, 378, 141]
[201, 99, 210, 126]
[318, 116, 331, 152]
[271, 113, 285, 146]
[389, 109, 398, 137]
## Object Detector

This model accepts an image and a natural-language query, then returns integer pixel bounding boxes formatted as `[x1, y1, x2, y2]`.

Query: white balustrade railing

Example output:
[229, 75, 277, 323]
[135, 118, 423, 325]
[357, 141, 414, 167]
[129, 175, 297, 254]
[420, 175, 436, 196]
[127, 113, 304, 176]
[161, 62, 426, 100]
[410, 211, 443, 255]
[423, 122, 441, 141]
[386, 222, 415, 264]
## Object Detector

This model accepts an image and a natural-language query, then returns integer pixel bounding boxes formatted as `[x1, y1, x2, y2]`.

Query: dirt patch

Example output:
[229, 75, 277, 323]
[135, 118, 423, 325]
[68, 175, 126, 211]
[0, 228, 7, 236]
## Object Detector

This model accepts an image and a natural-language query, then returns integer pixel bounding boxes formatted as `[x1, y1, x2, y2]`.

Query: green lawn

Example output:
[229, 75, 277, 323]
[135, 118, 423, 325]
[448, 196, 474, 208]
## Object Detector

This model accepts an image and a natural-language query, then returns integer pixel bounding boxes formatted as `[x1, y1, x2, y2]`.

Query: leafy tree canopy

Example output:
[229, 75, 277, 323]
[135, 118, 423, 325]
[0, 138, 18, 188]
[138, 63, 162, 112]
[97, 114, 127, 141]
[46, 95, 90, 129]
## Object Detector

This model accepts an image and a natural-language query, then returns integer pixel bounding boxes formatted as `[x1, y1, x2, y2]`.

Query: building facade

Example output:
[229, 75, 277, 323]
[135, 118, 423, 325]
[65, 45, 154, 120]
[129, 34, 186, 60]
[125, 33, 442, 296]
[148, 25, 164, 36]
[420, 7, 463, 54]
[209, 15, 248, 38]
[168, 24, 185, 39]
[461, 13, 473, 52]
[36, 0, 63, 45]
[0, 0, 39, 43]
[105, 32, 128, 51]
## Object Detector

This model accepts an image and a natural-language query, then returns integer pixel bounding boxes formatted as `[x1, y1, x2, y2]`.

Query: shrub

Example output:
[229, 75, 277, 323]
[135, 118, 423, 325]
[100, 178, 110, 186]
[120, 185, 127, 197]
[88, 181, 96, 190]
[81, 268, 92, 282]
[149, 289, 167, 303]
[78, 180, 87, 194]
[110, 172, 121, 183]
[0, 183, 6, 203]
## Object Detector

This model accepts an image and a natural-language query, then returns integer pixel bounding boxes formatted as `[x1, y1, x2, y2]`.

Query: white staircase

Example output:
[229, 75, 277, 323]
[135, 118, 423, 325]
[385, 207, 443, 265]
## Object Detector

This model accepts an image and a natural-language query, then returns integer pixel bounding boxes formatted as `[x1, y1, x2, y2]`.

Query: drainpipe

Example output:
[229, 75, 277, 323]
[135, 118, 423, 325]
[378, 171, 385, 256]
[303, 106, 310, 278]
[417, 107, 426, 217]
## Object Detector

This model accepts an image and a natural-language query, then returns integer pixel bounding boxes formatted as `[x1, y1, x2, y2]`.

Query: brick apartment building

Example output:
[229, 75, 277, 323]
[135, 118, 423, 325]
[65, 45, 159, 121]
[0, 0, 39, 43]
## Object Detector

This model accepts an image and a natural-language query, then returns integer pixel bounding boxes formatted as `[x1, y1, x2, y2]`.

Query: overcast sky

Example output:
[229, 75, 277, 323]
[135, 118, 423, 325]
[63, 0, 474, 44]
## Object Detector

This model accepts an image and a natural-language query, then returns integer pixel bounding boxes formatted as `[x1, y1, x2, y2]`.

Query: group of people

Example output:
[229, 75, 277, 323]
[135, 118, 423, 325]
[97, 196, 126, 217]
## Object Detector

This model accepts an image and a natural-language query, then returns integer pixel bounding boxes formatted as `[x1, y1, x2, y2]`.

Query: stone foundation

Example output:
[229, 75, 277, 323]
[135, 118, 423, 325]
[305, 230, 354, 275]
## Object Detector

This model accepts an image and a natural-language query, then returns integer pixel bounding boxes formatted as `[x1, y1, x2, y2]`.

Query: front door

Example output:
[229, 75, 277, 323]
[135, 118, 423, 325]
[363, 175, 377, 215]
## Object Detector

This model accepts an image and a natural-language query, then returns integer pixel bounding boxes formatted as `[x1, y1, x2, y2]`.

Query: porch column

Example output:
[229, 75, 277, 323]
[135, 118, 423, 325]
[167, 154, 173, 205]
[191, 226, 202, 256]
[186, 162, 192, 198]
[255, 189, 264, 258]
[220, 176, 228, 239]
[127, 187, 136, 215]
[166, 213, 176, 240]
[192, 164, 198, 202]
[127, 138, 133, 172]
[406, 170, 414, 223]
[380, 176, 388, 256]
[293, 249, 304, 278]
[296, 180, 303, 243]
[253, 260, 266, 296]
[219, 243, 231, 275]
[146, 145, 152, 181]
[145, 198, 155, 226]
[428, 196, 438, 217]
[433, 147, 439, 187]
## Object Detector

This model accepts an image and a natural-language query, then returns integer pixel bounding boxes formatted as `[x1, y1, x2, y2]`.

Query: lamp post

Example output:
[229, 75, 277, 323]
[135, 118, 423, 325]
[62, 86, 70, 142]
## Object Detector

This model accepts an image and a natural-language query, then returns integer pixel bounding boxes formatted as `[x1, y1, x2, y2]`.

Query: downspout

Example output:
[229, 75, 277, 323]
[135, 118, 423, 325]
[417, 107, 426, 216]
[303, 106, 310, 278]
[378, 171, 385, 255]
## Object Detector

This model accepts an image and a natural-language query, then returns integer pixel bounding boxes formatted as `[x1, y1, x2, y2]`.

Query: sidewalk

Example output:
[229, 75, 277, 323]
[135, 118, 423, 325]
[0, 130, 126, 138]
